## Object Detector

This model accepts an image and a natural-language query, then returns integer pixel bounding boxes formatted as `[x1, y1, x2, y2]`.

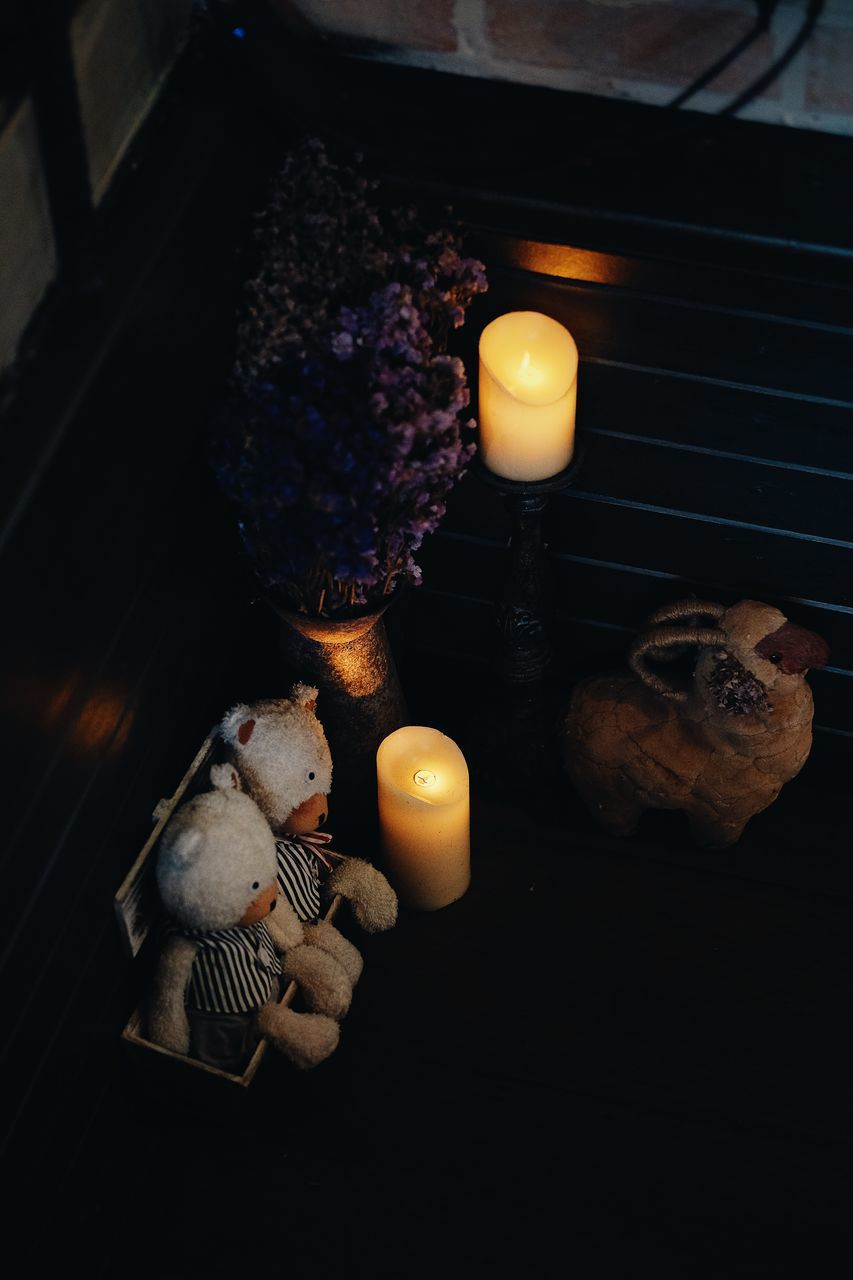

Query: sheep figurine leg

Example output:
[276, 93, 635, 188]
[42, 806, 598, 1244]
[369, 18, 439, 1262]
[564, 748, 646, 837]
[564, 670, 698, 837]
[687, 815, 750, 850]
[256, 1002, 340, 1071]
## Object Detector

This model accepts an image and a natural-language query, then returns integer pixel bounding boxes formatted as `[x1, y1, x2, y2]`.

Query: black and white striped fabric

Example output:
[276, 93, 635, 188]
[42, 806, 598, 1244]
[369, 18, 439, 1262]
[184, 920, 282, 1015]
[275, 837, 323, 922]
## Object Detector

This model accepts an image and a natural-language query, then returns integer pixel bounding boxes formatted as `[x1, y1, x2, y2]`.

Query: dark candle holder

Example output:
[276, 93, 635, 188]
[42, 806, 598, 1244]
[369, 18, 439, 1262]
[473, 446, 584, 685]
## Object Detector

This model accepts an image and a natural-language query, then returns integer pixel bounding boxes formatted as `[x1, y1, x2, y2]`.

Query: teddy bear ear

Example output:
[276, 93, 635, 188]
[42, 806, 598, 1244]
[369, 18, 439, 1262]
[292, 683, 319, 713]
[220, 704, 255, 748]
[210, 762, 242, 792]
[168, 827, 202, 867]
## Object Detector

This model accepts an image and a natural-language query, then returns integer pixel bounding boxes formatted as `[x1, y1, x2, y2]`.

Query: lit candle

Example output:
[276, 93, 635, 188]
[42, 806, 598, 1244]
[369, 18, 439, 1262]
[478, 310, 578, 481]
[376, 726, 470, 911]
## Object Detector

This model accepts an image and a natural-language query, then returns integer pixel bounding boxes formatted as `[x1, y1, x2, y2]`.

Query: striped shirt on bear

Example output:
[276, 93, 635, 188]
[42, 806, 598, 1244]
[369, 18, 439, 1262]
[184, 920, 282, 1015]
[275, 837, 323, 922]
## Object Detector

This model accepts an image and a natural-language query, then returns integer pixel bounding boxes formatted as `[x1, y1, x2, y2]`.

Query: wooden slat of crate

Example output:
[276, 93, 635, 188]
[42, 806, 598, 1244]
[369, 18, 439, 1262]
[114, 729, 219, 959]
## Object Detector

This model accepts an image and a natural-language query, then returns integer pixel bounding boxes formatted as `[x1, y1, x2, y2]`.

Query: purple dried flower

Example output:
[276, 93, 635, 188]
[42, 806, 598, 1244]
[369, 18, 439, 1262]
[707, 653, 772, 715]
[212, 138, 488, 616]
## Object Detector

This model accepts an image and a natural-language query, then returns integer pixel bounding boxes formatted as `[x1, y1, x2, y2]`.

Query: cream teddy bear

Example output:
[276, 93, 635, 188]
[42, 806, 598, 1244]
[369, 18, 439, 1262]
[218, 685, 397, 1004]
[147, 766, 351, 1073]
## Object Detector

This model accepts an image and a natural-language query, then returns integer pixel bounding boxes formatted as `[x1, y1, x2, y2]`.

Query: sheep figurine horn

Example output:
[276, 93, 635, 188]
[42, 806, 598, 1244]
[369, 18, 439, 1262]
[629, 624, 728, 700]
[642, 599, 726, 628]
[562, 597, 827, 849]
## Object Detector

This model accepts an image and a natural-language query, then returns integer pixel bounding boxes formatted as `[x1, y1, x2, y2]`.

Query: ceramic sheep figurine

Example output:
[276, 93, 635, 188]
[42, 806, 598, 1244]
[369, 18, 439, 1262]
[562, 598, 829, 848]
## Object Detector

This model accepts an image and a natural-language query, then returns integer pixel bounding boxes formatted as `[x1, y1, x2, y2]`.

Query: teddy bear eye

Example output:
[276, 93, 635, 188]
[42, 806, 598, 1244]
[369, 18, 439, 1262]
[307, 770, 315, 782]
[252, 881, 260, 891]
[769, 652, 782, 664]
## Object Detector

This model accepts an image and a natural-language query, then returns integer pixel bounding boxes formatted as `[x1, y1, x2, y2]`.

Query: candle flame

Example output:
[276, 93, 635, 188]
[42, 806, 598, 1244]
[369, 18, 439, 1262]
[413, 769, 437, 789]
[510, 349, 545, 392]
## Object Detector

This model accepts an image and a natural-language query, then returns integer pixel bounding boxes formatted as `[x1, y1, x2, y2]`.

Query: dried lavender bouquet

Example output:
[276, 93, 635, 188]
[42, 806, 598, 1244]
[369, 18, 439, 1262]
[212, 138, 487, 618]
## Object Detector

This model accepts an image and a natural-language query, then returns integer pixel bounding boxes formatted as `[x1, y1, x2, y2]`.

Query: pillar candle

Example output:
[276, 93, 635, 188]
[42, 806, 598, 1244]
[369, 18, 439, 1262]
[376, 726, 470, 911]
[478, 310, 578, 481]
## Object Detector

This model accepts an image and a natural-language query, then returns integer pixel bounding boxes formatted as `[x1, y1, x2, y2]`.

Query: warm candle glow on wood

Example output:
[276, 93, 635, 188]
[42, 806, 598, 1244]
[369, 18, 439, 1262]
[376, 726, 470, 911]
[478, 310, 578, 481]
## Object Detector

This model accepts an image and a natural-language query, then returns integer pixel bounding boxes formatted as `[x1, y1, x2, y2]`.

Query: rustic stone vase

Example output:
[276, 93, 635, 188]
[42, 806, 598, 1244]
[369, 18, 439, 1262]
[270, 595, 407, 842]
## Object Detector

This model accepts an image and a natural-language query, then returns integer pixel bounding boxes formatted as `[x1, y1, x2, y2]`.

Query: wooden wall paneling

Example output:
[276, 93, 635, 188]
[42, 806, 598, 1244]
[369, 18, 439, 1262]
[438, 435, 853, 578]
[481, 269, 853, 404]
[434, 465, 853, 637]
[554, 493, 853, 616]
[578, 362, 853, 475]
[474, 233, 853, 333]
[265, 49, 853, 263]
[413, 571, 853, 734]
[576, 433, 853, 545]
[402, 178, 853, 293]
[416, 530, 853, 673]
[457, 312, 853, 478]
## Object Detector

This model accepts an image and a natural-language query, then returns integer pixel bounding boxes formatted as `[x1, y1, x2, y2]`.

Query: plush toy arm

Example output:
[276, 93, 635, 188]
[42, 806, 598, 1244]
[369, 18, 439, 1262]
[303, 919, 363, 987]
[147, 934, 198, 1056]
[327, 856, 398, 933]
[264, 896, 305, 952]
[256, 1003, 339, 1070]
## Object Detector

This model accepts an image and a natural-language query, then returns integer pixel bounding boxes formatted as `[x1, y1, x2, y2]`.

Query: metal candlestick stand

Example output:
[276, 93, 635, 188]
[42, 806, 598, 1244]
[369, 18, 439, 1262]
[473, 447, 584, 685]
[466, 447, 584, 796]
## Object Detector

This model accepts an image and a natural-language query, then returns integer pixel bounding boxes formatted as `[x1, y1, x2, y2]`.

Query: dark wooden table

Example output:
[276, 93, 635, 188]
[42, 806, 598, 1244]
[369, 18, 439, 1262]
[111, 656, 852, 1280]
[6, 28, 853, 1277]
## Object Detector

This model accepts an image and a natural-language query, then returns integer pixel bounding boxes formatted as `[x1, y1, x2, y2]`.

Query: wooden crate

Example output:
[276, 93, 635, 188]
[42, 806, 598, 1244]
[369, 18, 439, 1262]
[115, 729, 342, 1088]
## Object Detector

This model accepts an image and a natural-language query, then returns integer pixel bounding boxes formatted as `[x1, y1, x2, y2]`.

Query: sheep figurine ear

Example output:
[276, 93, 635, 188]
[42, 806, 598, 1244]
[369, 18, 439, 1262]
[220, 703, 256, 748]
[292, 683, 319, 713]
[210, 762, 241, 792]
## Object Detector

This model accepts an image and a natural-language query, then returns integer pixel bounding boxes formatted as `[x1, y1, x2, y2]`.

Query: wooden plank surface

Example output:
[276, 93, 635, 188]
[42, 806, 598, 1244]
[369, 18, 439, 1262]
[6, 27, 853, 1278]
[93, 741, 853, 1278]
[475, 269, 853, 404]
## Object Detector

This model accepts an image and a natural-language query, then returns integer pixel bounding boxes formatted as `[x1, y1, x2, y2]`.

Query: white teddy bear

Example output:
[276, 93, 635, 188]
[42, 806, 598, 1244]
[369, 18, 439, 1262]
[147, 766, 352, 1073]
[218, 684, 398, 1009]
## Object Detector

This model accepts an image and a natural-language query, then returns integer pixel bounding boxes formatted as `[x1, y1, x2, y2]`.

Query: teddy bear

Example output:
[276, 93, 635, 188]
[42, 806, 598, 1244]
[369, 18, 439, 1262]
[147, 765, 353, 1073]
[218, 684, 398, 999]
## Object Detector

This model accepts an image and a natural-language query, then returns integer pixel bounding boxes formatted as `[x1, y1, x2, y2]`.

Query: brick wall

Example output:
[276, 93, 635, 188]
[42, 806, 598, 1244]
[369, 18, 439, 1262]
[274, 0, 853, 138]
